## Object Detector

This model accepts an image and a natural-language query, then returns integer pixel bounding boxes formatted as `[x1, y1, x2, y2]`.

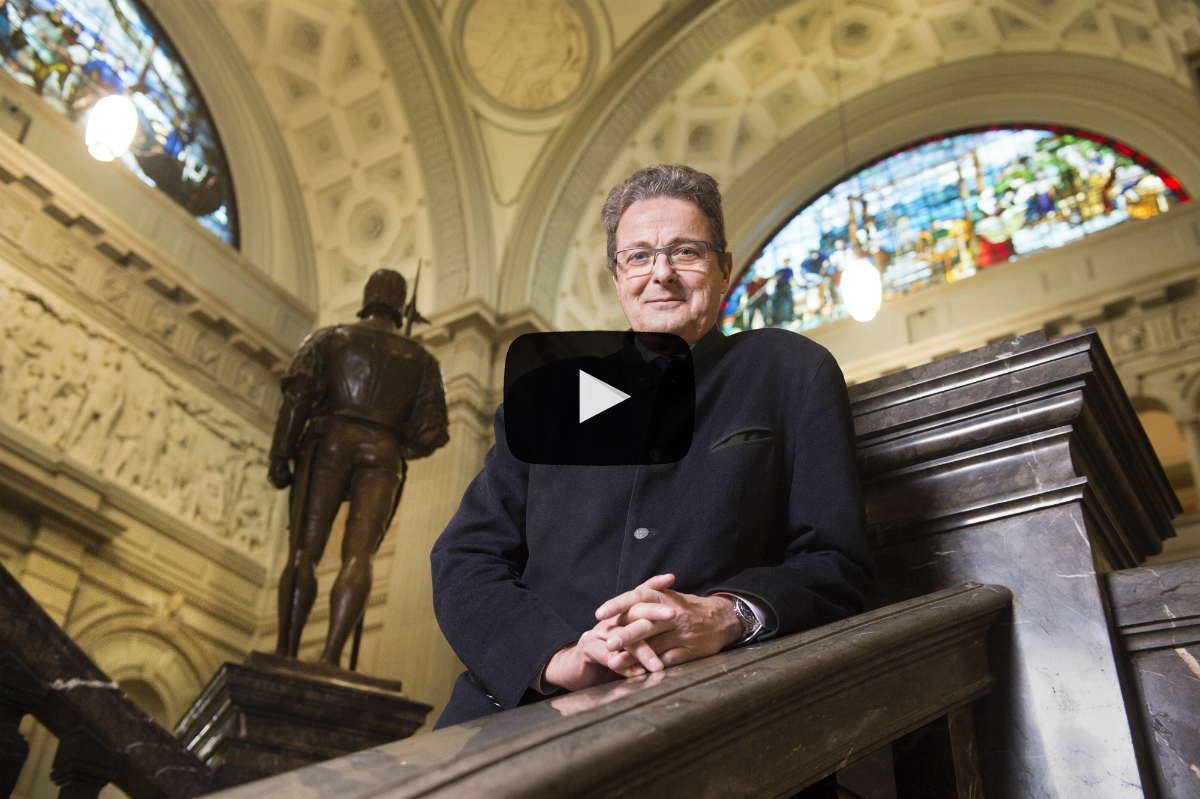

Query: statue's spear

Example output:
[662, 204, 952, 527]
[404, 259, 430, 337]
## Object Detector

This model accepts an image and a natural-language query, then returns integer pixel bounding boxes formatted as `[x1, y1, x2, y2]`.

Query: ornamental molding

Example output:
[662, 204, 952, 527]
[360, 0, 495, 310]
[0, 139, 291, 430]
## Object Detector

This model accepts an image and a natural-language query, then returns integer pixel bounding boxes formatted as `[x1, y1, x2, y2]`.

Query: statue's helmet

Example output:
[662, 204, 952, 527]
[359, 269, 407, 324]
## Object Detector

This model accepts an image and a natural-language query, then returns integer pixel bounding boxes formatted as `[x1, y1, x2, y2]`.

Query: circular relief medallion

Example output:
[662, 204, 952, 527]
[461, 0, 591, 112]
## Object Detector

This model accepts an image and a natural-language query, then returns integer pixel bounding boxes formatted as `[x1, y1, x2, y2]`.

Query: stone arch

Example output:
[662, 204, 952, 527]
[1180, 368, 1200, 417]
[1136, 404, 1196, 511]
[118, 677, 170, 727]
[148, 1, 318, 309]
[67, 611, 211, 726]
[532, 0, 1200, 330]
[723, 54, 1200, 270]
[500, 0, 797, 318]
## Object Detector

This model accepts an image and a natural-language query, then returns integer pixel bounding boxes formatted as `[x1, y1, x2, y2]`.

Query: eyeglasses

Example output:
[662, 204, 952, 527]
[613, 241, 722, 276]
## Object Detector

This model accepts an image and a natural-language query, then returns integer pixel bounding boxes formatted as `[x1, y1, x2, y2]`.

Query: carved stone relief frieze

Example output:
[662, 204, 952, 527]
[1112, 320, 1149, 356]
[460, 0, 593, 113]
[1176, 303, 1200, 341]
[0, 269, 279, 557]
[0, 184, 281, 429]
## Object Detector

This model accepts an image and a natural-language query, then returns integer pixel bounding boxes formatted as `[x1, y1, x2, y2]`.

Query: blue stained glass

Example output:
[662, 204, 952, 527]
[1, 0, 237, 246]
[722, 127, 1188, 334]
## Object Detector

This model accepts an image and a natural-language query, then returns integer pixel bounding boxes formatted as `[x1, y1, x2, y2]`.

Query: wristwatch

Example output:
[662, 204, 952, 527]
[730, 595, 763, 644]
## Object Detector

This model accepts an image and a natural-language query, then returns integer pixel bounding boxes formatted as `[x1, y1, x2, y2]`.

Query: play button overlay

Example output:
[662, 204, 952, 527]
[503, 331, 695, 466]
[579, 370, 630, 423]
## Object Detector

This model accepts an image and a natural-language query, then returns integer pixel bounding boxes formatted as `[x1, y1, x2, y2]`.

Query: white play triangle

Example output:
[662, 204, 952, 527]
[579, 370, 631, 423]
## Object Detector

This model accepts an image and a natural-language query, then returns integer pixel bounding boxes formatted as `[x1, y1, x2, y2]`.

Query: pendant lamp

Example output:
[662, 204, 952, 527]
[86, 95, 138, 162]
[840, 258, 882, 322]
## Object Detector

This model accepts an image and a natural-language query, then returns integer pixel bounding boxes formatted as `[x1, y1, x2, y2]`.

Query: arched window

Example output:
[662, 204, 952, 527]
[1, 0, 238, 246]
[722, 126, 1188, 333]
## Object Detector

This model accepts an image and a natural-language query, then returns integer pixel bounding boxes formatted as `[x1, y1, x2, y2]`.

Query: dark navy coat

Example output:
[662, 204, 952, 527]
[430, 327, 873, 727]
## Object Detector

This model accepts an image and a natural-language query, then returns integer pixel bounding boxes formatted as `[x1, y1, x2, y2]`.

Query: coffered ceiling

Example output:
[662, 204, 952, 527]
[198, 0, 1200, 330]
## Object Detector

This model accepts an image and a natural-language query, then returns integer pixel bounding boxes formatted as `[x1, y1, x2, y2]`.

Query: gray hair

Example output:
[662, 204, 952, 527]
[600, 164, 726, 273]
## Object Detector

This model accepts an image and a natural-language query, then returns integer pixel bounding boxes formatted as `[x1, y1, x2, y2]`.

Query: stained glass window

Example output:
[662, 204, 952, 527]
[1, 0, 237, 245]
[722, 126, 1189, 334]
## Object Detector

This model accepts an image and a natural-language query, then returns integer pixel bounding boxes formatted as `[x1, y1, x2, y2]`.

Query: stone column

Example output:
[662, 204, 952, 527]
[1, 466, 123, 629]
[372, 302, 552, 731]
[18, 516, 91, 627]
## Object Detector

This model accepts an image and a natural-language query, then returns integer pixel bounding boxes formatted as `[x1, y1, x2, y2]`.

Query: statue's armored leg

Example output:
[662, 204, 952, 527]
[321, 449, 403, 666]
[277, 446, 348, 657]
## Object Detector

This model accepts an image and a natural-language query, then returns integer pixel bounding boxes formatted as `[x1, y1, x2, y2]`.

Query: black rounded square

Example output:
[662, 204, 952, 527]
[503, 331, 695, 466]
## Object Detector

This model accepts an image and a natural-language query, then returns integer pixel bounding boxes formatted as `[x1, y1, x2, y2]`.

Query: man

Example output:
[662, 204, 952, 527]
[269, 269, 449, 665]
[431, 165, 872, 726]
[800, 249, 826, 277]
[771, 258, 795, 327]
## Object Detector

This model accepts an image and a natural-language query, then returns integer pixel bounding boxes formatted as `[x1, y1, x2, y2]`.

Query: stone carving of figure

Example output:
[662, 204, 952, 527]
[230, 454, 274, 551]
[43, 338, 91, 446]
[103, 372, 166, 491]
[63, 344, 127, 467]
[0, 299, 51, 417]
[194, 454, 229, 529]
[149, 403, 195, 507]
[268, 269, 450, 665]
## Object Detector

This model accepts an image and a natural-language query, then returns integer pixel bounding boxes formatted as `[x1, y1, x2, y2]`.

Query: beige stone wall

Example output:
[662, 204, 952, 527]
[0, 134, 282, 799]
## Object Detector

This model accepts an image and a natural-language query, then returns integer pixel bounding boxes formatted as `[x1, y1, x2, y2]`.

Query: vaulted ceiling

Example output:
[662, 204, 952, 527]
[198, 0, 1200, 330]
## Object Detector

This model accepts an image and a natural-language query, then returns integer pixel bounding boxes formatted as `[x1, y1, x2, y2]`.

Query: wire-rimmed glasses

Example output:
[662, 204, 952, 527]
[613, 241, 722, 277]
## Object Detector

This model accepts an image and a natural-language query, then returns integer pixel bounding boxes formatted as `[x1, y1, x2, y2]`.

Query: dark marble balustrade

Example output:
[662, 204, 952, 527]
[204, 583, 1010, 799]
[0, 560, 210, 798]
[1108, 559, 1200, 799]
[850, 329, 1180, 798]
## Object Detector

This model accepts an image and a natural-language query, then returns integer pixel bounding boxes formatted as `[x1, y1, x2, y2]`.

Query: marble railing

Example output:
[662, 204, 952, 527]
[851, 328, 1181, 798]
[1107, 559, 1200, 798]
[202, 583, 1009, 799]
[0, 560, 209, 798]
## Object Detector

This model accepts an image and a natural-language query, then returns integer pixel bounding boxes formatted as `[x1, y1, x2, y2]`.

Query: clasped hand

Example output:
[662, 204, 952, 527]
[543, 574, 742, 693]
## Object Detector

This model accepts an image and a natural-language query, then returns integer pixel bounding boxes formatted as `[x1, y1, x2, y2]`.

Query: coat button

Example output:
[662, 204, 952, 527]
[648, 448, 661, 462]
[638, 377, 653, 391]
[634, 527, 650, 539]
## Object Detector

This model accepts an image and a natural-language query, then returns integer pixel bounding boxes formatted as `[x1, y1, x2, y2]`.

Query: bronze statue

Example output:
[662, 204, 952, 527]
[268, 268, 449, 665]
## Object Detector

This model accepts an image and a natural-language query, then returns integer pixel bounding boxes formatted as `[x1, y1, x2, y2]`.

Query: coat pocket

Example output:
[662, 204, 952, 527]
[709, 426, 775, 452]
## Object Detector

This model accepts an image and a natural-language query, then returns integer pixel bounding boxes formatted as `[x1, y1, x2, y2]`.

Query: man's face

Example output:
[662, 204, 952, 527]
[612, 196, 733, 345]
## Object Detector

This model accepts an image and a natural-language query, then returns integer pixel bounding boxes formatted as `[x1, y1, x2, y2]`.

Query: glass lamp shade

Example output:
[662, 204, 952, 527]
[85, 96, 139, 162]
[841, 258, 883, 322]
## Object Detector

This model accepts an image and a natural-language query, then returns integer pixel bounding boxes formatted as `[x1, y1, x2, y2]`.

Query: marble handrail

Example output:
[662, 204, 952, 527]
[1106, 559, 1200, 797]
[0, 560, 210, 798]
[848, 328, 1179, 798]
[206, 582, 1010, 799]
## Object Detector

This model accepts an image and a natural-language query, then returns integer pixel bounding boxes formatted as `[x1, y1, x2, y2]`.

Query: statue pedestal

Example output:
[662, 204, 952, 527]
[176, 652, 432, 790]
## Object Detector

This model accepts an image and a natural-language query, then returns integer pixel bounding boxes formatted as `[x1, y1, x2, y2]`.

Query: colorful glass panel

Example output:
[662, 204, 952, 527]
[0, 0, 237, 245]
[722, 127, 1188, 334]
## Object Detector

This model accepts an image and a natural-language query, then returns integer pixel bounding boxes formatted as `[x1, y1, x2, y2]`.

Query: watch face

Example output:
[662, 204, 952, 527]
[733, 598, 757, 635]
